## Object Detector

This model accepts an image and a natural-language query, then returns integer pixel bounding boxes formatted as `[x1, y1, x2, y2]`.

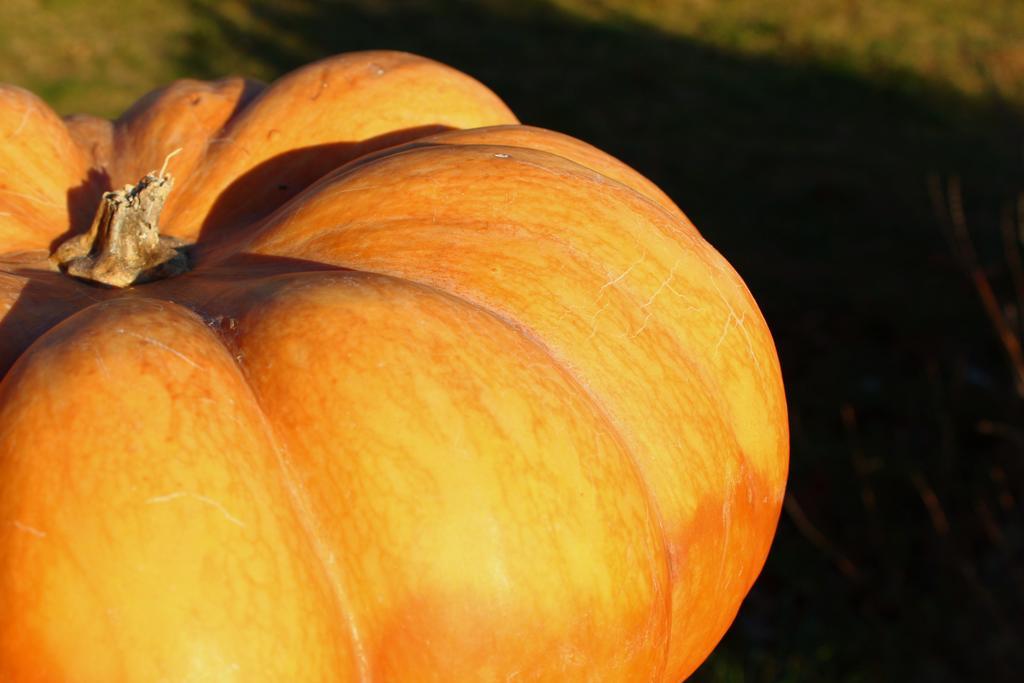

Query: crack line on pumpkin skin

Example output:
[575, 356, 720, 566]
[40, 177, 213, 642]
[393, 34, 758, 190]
[9, 520, 46, 538]
[585, 300, 612, 341]
[622, 258, 684, 339]
[118, 330, 201, 370]
[87, 343, 111, 380]
[10, 100, 34, 138]
[144, 492, 246, 529]
[708, 276, 761, 372]
[599, 253, 645, 289]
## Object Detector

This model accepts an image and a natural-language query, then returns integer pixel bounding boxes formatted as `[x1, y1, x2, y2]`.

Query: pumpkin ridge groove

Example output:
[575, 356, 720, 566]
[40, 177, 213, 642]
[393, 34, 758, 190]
[223, 336, 372, 681]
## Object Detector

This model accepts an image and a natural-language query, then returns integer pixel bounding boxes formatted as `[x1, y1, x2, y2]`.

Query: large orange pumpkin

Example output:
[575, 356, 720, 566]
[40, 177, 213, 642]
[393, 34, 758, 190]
[0, 51, 787, 681]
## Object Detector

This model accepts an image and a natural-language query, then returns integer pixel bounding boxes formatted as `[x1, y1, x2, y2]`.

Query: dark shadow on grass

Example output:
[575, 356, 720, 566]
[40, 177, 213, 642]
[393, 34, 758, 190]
[169, 2, 1024, 680]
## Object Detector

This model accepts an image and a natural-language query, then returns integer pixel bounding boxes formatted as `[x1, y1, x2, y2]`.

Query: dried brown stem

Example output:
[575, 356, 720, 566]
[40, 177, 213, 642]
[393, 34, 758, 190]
[51, 158, 189, 288]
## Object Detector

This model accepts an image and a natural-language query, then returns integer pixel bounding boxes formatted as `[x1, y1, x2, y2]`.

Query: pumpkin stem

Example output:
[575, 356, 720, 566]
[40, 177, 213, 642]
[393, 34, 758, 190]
[50, 151, 189, 287]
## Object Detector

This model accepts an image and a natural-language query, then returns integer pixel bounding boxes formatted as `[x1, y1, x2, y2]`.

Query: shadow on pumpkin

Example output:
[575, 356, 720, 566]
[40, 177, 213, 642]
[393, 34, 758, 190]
[2, 119, 464, 376]
[194, 124, 454, 247]
[0, 168, 117, 376]
[0, 252, 354, 379]
[46, 167, 113, 253]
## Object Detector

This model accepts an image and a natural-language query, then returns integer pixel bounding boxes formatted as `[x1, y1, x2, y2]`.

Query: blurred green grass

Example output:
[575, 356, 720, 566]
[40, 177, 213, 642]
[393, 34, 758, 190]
[3, 0, 1023, 680]
[5, 0, 1024, 116]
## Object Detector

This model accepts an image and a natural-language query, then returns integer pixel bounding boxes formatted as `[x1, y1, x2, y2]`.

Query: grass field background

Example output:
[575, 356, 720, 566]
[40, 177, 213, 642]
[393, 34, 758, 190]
[3, 1, 1023, 680]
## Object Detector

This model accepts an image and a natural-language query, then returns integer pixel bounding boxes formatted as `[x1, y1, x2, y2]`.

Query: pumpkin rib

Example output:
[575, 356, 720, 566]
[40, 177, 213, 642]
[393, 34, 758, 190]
[240, 143, 779, 475]
[210, 269, 675, 679]
[419, 125, 685, 219]
[0, 291, 372, 678]
[222, 230, 762, 635]
[197, 139, 706, 276]
[223, 265, 677, 680]
[176, 274, 377, 681]
[235, 142, 706, 265]
[0, 296, 360, 680]
[235, 142, 784, 676]
[296, 125, 687, 224]
[0, 86, 93, 248]
[388, 271, 677, 681]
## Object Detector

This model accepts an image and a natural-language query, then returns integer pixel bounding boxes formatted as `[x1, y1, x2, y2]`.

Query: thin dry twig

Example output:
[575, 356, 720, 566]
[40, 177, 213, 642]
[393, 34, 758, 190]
[931, 175, 1024, 397]
[909, 470, 951, 536]
[988, 465, 1017, 511]
[1000, 198, 1024, 338]
[977, 419, 1024, 448]
[840, 404, 883, 553]
[975, 499, 1005, 548]
[783, 492, 862, 582]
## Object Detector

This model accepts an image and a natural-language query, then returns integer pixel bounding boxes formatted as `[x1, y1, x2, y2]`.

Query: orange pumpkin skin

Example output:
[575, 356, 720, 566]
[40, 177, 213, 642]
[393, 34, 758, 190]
[0, 51, 787, 681]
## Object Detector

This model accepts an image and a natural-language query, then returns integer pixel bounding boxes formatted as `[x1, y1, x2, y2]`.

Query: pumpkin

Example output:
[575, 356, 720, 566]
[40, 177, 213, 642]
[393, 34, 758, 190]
[0, 51, 787, 681]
